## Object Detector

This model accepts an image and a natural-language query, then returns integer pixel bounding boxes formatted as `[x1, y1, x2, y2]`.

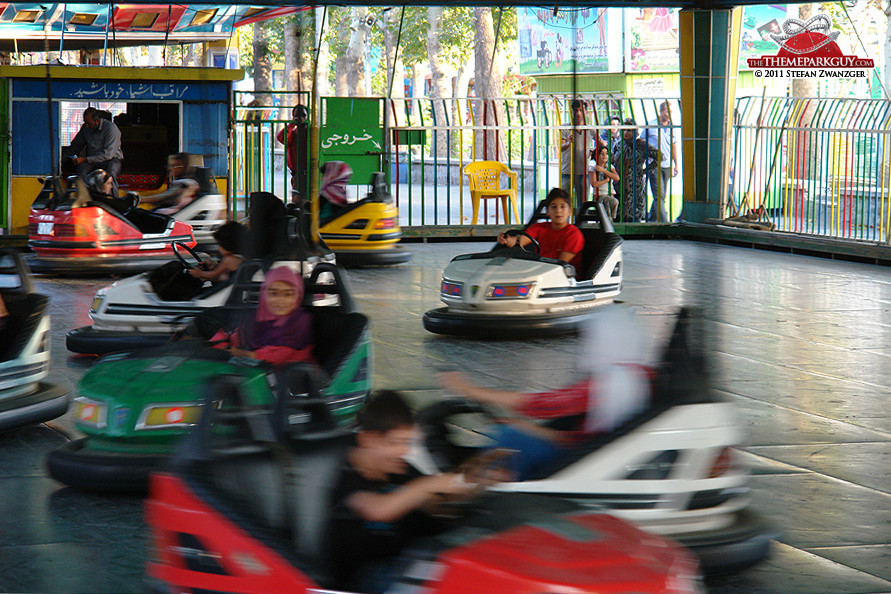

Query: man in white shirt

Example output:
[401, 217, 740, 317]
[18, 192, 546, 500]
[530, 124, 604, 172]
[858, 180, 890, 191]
[642, 102, 678, 222]
[560, 100, 594, 204]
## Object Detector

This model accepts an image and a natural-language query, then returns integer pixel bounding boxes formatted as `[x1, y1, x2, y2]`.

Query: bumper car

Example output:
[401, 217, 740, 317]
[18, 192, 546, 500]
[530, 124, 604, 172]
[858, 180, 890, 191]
[27, 175, 197, 275]
[412, 309, 776, 575]
[423, 200, 622, 337]
[0, 250, 69, 431]
[66, 192, 336, 356]
[318, 166, 411, 267]
[153, 166, 227, 251]
[144, 369, 702, 594]
[48, 262, 370, 493]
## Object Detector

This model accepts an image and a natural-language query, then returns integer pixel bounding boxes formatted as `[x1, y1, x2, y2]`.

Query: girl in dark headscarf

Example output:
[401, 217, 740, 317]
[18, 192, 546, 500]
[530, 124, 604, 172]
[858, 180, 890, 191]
[218, 265, 313, 366]
[611, 118, 660, 223]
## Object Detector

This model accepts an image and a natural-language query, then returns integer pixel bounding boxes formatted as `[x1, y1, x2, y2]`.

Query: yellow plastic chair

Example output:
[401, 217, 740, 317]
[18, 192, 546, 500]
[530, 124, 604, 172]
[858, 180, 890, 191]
[464, 161, 521, 225]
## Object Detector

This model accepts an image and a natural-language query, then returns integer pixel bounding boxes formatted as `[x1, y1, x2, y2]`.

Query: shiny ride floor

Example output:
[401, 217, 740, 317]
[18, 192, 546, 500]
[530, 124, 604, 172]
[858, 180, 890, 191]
[0, 239, 888, 593]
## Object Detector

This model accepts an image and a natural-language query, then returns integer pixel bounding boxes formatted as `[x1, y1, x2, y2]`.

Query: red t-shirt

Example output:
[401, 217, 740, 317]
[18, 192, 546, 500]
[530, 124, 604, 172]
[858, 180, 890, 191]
[525, 222, 584, 269]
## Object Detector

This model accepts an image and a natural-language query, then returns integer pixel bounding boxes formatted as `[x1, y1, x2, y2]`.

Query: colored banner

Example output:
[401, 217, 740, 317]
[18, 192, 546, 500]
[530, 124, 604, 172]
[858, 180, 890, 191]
[738, 5, 788, 70]
[625, 7, 680, 73]
[518, 7, 623, 75]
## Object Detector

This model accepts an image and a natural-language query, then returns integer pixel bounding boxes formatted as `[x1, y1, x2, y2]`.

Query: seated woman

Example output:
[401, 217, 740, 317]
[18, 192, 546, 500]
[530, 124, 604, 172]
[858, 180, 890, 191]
[496, 187, 584, 270]
[189, 222, 247, 284]
[213, 266, 314, 366]
[318, 161, 353, 223]
[437, 306, 650, 480]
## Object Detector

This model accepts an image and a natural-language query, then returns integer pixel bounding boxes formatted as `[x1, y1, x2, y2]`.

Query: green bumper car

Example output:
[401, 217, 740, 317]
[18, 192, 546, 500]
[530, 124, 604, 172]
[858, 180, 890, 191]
[47, 263, 371, 493]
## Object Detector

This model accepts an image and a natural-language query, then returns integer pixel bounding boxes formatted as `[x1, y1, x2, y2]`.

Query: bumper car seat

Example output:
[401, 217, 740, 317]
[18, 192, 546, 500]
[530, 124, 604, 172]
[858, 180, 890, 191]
[0, 292, 49, 362]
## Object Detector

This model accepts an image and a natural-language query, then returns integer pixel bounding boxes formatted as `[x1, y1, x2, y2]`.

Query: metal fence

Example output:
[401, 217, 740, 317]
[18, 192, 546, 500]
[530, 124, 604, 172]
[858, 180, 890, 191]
[230, 93, 891, 244]
[230, 94, 683, 227]
[731, 96, 891, 243]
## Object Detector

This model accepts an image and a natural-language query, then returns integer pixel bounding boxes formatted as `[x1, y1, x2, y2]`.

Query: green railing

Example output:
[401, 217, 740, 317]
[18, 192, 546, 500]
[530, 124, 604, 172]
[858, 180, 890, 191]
[732, 96, 891, 243]
[231, 94, 682, 226]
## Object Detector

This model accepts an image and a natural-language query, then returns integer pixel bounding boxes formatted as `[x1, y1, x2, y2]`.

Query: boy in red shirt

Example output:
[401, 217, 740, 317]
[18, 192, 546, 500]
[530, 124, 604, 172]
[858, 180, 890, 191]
[496, 187, 584, 270]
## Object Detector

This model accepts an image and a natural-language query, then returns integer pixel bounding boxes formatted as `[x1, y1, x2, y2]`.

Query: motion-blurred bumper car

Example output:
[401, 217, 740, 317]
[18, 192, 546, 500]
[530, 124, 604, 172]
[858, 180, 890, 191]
[414, 309, 776, 575]
[27, 174, 197, 275]
[317, 164, 411, 266]
[66, 192, 336, 356]
[0, 250, 68, 431]
[48, 262, 370, 493]
[423, 201, 622, 337]
[143, 369, 702, 594]
[142, 163, 228, 251]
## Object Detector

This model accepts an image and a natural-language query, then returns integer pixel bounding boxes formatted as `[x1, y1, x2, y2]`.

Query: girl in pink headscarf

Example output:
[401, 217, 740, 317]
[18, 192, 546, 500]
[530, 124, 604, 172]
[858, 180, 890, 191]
[215, 266, 314, 366]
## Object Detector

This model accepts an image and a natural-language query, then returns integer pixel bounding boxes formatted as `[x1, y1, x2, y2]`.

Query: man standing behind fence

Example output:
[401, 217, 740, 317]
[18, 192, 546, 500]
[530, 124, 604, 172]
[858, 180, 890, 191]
[561, 100, 594, 205]
[642, 101, 678, 223]
[277, 104, 309, 202]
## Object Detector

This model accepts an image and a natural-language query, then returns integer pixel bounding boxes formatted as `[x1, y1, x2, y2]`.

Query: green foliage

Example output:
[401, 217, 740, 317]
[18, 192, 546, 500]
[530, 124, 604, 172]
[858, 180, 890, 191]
[238, 7, 521, 91]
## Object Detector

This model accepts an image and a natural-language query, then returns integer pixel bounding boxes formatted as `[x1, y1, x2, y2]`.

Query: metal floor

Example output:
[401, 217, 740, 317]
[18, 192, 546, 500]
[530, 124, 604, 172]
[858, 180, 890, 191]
[1, 239, 889, 593]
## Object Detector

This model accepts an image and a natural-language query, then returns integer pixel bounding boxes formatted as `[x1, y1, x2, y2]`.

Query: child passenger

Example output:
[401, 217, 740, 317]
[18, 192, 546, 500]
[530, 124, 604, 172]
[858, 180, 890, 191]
[438, 305, 651, 480]
[496, 187, 584, 270]
[213, 266, 313, 366]
[189, 222, 247, 283]
[589, 145, 620, 220]
[329, 390, 479, 592]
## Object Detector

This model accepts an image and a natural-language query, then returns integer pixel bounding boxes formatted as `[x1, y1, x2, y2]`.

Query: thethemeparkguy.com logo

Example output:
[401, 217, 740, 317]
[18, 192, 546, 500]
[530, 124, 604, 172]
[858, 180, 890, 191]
[747, 14, 874, 79]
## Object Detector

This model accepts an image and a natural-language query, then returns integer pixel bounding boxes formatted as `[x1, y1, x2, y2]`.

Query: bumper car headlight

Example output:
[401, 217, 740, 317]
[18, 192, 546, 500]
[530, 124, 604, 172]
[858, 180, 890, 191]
[73, 397, 107, 429]
[136, 404, 203, 430]
[486, 282, 536, 299]
[90, 295, 104, 313]
[441, 280, 464, 297]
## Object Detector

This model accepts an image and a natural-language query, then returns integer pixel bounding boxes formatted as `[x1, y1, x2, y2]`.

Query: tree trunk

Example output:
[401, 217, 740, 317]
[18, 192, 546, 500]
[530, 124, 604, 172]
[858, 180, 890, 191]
[427, 7, 450, 158]
[788, 3, 819, 183]
[473, 8, 506, 161]
[411, 65, 426, 127]
[454, 53, 474, 136]
[382, 8, 406, 125]
[284, 18, 298, 103]
[343, 7, 370, 96]
[333, 12, 352, 96]
[252, 22, 273, 106]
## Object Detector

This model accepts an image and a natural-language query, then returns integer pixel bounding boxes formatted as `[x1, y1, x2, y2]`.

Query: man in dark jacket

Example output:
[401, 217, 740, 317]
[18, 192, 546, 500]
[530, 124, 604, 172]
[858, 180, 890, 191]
[62, 107, 124, 194]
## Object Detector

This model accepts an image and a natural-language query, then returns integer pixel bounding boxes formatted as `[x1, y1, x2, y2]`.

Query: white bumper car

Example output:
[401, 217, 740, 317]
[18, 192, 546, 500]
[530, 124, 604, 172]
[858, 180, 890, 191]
[66, 193, 336, 356]
[0, 250, 68, 430]
[412, 309, 776, 575]
[423, 201, 622, 337]
[167, 167, 227, 251]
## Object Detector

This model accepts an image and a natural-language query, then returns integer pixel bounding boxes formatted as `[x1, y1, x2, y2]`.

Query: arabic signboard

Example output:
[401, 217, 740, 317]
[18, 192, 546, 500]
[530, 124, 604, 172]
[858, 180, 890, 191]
[320, 97, 384, 181]
[12, 79, 227, 102]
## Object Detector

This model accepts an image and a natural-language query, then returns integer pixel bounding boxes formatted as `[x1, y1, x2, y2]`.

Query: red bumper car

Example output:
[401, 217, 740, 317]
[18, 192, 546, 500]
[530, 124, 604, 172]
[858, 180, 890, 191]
[144, 372, 703, 594]
[27, 176, 196, 275]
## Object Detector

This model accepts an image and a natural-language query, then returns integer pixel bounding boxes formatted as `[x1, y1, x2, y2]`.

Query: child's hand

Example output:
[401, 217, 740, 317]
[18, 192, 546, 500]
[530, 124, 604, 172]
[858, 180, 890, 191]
[188, 268, 201, 278]
[497, 231, 517, 247]
[428, 472, 478, 497]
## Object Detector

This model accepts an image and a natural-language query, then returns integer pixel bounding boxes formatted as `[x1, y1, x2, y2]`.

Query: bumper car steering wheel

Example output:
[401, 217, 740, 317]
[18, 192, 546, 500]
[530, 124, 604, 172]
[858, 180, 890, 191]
[503, 229, 541, 255]
[173, 241, 205, 270]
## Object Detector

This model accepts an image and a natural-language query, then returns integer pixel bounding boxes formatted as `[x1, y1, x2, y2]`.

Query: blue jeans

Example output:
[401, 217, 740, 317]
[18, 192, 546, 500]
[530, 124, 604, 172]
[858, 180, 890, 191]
[488, 424, 561, 481]
[646, 166, 670, 222]
[561, 173, 588, 205]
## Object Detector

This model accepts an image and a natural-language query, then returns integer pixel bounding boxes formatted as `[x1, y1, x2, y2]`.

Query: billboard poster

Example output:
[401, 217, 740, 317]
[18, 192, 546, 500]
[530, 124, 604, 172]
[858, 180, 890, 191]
[518, 7, 623, 75]
[625, 7, 681, 72]
[739, 5, 788, 70]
